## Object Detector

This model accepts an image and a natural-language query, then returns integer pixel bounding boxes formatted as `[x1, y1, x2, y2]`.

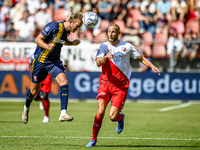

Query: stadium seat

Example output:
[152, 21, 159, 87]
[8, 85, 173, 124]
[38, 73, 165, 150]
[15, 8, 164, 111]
[170, 21, 185, 34]
[170, 20, 185, 39]
[100, 19, 110, 32]
[53, 8, 66, 22]
[139, 32, 153, 57]
[93, 31, 107, 43]
[152, 45, 166, 58]
[185, 19, 199, 34]
[154, 33, 168, 46]
[140, 32, 153, 46]
[139, 45, 152, 57]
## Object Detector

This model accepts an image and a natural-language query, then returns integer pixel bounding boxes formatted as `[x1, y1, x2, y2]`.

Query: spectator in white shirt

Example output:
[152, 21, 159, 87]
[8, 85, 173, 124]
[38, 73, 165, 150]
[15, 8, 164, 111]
[15, 10, 36, 41]
[35, 2, 52, 36]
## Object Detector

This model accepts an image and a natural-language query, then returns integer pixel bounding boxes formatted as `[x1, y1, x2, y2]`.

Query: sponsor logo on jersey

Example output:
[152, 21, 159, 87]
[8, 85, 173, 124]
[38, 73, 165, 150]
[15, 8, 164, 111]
[122, 47, 126, 52]
[44, 26, 50, 32]
[54, 38, 65, 44]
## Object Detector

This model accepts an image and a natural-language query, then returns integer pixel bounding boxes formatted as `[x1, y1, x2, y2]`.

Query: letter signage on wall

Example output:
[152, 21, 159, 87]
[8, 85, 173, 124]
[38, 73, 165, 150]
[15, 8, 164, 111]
[0, 71, 199, 100]
[0, 42, 101, 71]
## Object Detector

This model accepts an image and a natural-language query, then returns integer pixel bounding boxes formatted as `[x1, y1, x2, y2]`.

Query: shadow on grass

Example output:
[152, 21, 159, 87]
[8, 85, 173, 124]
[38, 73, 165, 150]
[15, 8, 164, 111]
[95, 145, 200, 148]
[0, 121, 22, 123]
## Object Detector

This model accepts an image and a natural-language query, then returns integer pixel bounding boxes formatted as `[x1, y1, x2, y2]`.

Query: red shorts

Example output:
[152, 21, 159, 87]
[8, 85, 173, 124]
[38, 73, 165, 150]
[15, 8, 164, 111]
[96, 82, 128, 110]
[40, 74, 52, 93]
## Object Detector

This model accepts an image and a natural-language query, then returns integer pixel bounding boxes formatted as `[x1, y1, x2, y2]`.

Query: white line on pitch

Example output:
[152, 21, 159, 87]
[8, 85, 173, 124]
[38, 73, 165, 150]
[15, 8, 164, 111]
[159, 102, 192, 112]
[0, 136, 199, 141]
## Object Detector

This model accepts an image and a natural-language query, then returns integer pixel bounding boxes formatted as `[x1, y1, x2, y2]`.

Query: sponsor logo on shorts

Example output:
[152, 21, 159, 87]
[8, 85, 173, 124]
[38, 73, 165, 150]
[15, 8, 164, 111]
[99, 92, 106, 96]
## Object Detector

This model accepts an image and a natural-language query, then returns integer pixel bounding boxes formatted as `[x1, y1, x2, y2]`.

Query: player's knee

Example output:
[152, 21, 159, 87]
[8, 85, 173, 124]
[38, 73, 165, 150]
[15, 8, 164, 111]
[59, 79, 68, 86]
[109, 115, 117, 122]
[30, 89, 39, 96]
[97, 109, 105, 118]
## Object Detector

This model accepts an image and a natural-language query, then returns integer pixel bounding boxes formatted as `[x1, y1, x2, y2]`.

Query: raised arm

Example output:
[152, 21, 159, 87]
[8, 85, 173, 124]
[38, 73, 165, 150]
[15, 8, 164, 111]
[96, 52, 113, 67]
[64, 39, 80, 46]
[136, 55, 161, 75]
[35, 33, 54, 50]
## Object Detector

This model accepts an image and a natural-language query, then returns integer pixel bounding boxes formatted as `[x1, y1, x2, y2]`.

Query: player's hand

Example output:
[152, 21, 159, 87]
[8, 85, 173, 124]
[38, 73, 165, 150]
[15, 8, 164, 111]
[152, 66, 161, 75]
[46, 43, 54, 50]
[73, 39, 81, 46]
[105, 52, 113, 59]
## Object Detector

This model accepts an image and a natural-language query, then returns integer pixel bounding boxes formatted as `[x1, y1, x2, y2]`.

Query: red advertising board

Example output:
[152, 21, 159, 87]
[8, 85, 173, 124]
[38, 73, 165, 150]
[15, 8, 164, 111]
[0, 42, 36, 71]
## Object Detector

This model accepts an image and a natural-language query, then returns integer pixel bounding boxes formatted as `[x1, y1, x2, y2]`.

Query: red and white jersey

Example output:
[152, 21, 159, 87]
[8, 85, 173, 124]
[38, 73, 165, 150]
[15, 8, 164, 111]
[95, 40, 141, 89]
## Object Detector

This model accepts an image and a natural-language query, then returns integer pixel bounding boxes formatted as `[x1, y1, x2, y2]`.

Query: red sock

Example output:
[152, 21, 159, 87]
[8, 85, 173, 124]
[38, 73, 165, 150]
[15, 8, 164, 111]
[116, 113, 122, 121]
[43, 99, 50, 117]
[92, 114, 103, 141]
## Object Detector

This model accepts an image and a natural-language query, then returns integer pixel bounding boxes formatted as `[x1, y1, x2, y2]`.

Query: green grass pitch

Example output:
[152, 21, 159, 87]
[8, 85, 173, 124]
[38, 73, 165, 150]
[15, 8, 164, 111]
[0, 100, 200, 150]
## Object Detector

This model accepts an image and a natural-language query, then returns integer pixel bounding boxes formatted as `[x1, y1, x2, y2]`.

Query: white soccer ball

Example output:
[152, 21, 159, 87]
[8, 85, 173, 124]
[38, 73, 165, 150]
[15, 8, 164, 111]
[83, 12, 99, 28]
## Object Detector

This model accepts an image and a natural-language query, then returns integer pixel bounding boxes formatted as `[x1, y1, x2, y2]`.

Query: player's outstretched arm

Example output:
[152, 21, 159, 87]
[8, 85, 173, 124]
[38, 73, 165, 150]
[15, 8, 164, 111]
[137, 55, 161, 75]
[64, 39, 80, 46]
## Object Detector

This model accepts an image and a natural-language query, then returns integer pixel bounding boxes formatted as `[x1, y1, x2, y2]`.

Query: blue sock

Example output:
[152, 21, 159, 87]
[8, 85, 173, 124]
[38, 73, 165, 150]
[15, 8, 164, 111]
[60, 85, 68, 110]
[25, 89, 34, 107]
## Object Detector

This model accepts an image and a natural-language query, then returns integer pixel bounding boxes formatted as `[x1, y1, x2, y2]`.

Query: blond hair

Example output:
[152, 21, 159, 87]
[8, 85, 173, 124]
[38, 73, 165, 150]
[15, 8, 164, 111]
[69, 12, 83, 23]
[108, 23, 120, 32]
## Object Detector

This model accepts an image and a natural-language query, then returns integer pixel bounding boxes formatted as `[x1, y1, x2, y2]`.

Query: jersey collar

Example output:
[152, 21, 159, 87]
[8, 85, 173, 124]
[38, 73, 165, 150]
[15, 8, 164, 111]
[108, 40, 120, 47]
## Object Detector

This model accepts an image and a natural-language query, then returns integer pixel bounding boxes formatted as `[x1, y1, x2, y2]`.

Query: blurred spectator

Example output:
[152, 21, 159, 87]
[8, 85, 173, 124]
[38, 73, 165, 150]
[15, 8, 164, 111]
[98, 0, 113, 21]
[15, 10, 35, 41]
[35, 2, 52, 36]
[27, 0, 40, 15]
[156, 0, 172, 33]
[0, 20, 6, 41]
[110, 0, 128, 23]
[127, 0, 141, 10]
[185, 0, 199, 21]
[67, 0, 81, 12]
[65, 5, 74, 21]
[179, 29, 199, 69]
[0, 4, 6, 41]
[54, 0, 68, 10]
[10, 0, 27, 24]
[2, 0, 12, 24]
[139, 1, 156, 37]
[171, 0, 187, 21]
[91, 0, 99, 14]
[122, 17, 140, 48]
[5, 21, 16, 41]
[167, 27, 183, 67]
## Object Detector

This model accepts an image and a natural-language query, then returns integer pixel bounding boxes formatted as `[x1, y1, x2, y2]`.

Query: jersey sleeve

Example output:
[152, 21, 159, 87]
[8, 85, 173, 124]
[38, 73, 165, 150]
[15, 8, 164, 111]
[95, 43, 107, 60]
[129, 43, 141, 59]
[41, 22, 57, 38]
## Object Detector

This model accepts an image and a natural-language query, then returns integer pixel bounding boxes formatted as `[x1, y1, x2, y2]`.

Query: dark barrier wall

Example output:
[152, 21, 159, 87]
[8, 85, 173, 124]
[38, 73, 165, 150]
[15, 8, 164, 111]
[0, 71, 199, 100]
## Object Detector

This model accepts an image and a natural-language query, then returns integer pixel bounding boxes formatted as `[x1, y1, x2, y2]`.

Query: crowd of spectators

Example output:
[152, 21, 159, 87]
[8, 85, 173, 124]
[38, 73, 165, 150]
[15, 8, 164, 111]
[0, 0, 200, 70]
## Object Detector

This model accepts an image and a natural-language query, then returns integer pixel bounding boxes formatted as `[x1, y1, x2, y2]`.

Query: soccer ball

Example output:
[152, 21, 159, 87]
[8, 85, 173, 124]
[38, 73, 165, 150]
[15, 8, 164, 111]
[83, 12, 99, 28]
